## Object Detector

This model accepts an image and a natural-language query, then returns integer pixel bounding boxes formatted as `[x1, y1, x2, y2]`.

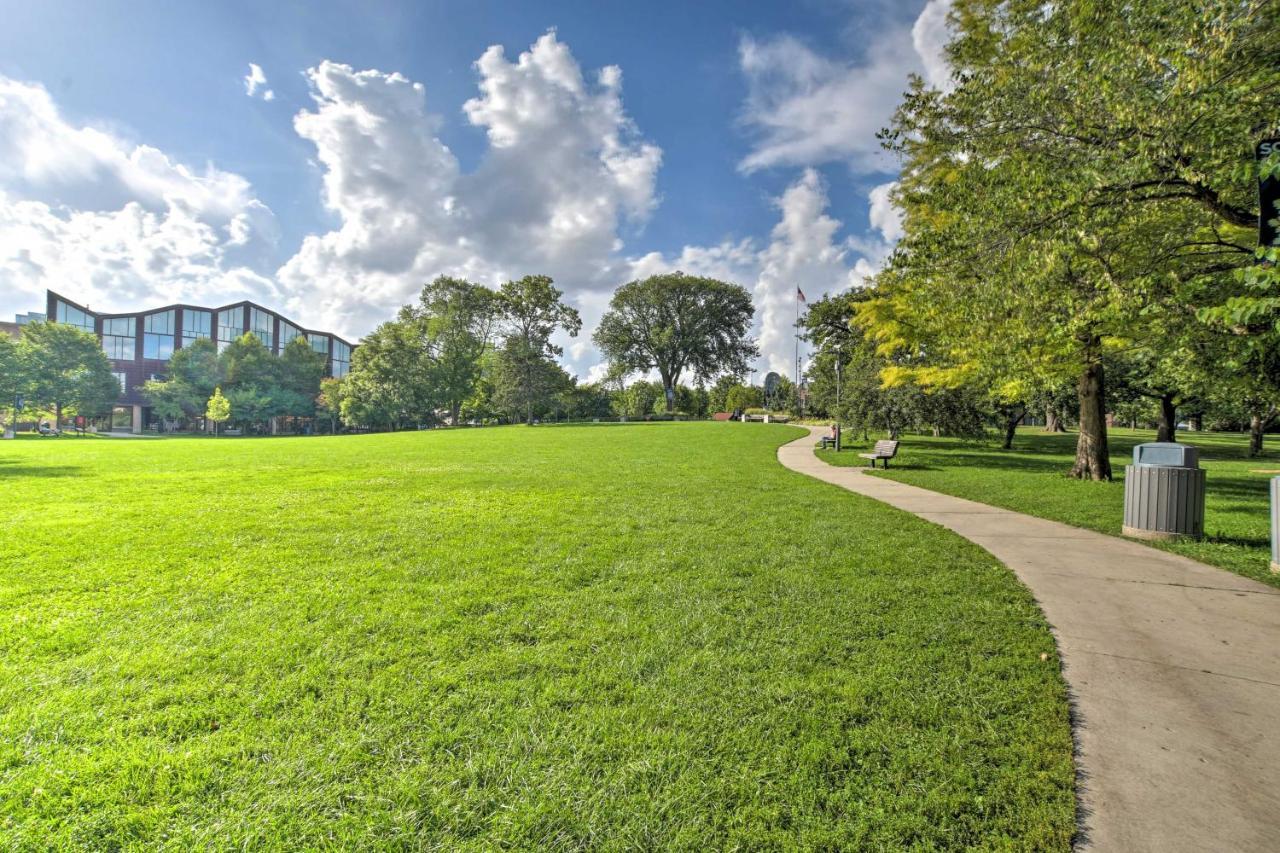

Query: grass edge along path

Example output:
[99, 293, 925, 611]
[818, 427, 1280, 589]
[1, 423, 1073, 849]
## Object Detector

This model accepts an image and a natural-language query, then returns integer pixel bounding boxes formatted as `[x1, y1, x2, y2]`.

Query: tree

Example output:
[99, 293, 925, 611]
[225, 384, 275, 430]
[594, 272, 758, 413]
[206, 387, 231, 436]
[141, 337, 222, 426]
[220, 333, 278, 391]
[491, 338, 573, 424]
[707, 375, 742, 414]
[860, 0, 1276, 479]
[724, 384, 764, 413]
[417, 276, 498, 425]
[18, 321, 117, 425]
[494, 275, 581, 425]
[316, 377, 346, 434]
[168, 337, 222, 400]
[341, 314, 435, 430]
[559, 382, 614, 421]
[277, 337, 327, 419]
[612, 380, 662, 418]
[0, 335, 25, 433]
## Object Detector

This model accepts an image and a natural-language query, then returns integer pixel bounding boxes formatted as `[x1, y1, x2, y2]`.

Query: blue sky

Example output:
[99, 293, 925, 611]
[0, 0, 949, 378]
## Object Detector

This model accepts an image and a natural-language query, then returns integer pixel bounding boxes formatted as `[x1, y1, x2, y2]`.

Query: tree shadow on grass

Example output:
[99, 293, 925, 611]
[0, 458, 82, 478]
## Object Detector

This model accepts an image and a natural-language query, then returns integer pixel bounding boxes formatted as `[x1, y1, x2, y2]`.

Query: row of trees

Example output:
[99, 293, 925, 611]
[142, 335, 329, 432]
[816, 0, 1280, 476]
[0, 323, 118, 428]
[335, 272, 758, 429]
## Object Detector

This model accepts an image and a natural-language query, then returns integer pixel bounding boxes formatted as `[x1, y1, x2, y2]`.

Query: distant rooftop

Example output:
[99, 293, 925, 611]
[15, 311, 45, 325]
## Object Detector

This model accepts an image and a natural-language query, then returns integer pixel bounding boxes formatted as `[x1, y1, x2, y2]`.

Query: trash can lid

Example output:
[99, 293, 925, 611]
[1133, 442, 1199, 468]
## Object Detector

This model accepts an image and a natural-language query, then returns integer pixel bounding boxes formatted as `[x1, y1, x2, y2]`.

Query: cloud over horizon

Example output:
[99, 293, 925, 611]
[0, 9, 949, 380]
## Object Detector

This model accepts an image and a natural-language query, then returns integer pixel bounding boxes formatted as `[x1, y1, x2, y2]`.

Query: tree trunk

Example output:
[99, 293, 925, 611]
[1189, 413, 1203, 431]
[1250, 412, 1267, 457]
[1155, 393, 1177, 443]
[1002, 407, 1026, 449]
[1069, 362, 1112, 480]
[54, 402, 62, 428]
[451, 401, 461, 427]
[1044, 406, 1065, 433]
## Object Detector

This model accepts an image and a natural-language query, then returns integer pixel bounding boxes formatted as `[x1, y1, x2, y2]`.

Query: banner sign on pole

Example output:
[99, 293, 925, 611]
[1258, 138, 1280, 249]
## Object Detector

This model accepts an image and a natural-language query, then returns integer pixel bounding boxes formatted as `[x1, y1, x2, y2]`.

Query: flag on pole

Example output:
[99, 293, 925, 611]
[797, 287, 806, 302]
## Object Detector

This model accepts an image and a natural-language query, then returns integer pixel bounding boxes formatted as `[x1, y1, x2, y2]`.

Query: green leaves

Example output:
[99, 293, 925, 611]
[594, 272, 757, 411]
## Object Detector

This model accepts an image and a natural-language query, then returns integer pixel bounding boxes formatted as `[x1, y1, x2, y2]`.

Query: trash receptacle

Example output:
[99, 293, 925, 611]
[1122, 442, 1205, 541]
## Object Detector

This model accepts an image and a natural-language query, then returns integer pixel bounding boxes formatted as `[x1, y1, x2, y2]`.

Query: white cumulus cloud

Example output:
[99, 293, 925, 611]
[0, 74, 281, 319]
[276, 31, 663, 354]
[738, 0, 953, 173]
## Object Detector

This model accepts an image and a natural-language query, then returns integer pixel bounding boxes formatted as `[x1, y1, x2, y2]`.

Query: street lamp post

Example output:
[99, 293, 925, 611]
[835, 342, 842, 451]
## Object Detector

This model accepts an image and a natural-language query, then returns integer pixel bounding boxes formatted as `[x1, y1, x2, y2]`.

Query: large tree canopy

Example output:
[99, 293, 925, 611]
[18, 322, 117, 423]
[593, 272, 758, 412]
[492, 275, 581, 424]
[857, 0, 1278, 479]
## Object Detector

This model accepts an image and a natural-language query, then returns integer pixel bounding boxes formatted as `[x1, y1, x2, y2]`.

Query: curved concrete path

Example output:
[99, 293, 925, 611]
[778, 427, 1280, 852]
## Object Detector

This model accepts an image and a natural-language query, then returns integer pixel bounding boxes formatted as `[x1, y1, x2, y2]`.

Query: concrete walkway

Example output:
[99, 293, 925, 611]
[778, 427, 1280, 852]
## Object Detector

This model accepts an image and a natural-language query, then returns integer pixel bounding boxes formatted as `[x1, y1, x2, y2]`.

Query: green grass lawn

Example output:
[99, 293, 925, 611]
[820, 426, 1279, 588]
[1, 424, 1073, 850]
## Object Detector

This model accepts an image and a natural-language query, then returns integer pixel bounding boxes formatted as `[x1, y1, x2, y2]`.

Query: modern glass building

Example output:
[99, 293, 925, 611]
[44, 290, 354, 432]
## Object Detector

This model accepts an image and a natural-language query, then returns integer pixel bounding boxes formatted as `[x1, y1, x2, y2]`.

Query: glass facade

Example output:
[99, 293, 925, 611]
[249, 308, 274, 350]
[55, 299, 95, 333]
[45, 293, 352, 387]
[280, 320, 302, 351]
[182, 309, 212, 347]
[217, 308, 243, 351]
[332, 340, 351, 377]
[101, 317, 136, 360]
[143, 310, 175, 360]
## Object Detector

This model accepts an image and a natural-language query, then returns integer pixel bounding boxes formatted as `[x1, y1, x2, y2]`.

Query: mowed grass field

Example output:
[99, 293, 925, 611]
[1, 424, 1073, 850]
[821, 427, 1279, 587]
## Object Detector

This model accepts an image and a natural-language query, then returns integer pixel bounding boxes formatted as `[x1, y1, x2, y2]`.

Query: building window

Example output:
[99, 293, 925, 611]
[280, 320, 302, 351]
[143, 310, 175, 360]
[332, 340, 350, 378]
[55, 299, 95, 333]
[217, 308, 243, 351]
[249, 307, 274, 350]
[309, 334, 329, 356]
[101, 317, 136, 360]
[182, 309, 212, 347]
[112, 372, 127, 394]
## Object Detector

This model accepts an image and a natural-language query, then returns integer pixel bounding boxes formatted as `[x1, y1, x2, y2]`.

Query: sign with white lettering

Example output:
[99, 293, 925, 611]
[1258, 138, 1280, 249]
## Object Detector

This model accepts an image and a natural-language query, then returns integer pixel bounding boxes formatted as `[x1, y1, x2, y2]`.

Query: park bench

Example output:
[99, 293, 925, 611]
[818, 434, 839, 450]
[223, 428, 242, 437]
[858, 439, 900, 468]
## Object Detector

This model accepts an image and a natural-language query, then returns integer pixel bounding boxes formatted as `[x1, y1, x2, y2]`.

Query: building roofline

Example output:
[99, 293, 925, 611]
[45, 289, 356, 348]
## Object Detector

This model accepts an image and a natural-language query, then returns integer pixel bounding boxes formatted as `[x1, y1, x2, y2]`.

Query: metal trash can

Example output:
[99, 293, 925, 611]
[1271, 477, 1279, 574]
[1122, 442, 1205, 541]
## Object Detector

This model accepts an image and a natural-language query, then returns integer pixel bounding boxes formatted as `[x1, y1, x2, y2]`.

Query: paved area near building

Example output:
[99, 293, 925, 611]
[778, 427, 1280, 852]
